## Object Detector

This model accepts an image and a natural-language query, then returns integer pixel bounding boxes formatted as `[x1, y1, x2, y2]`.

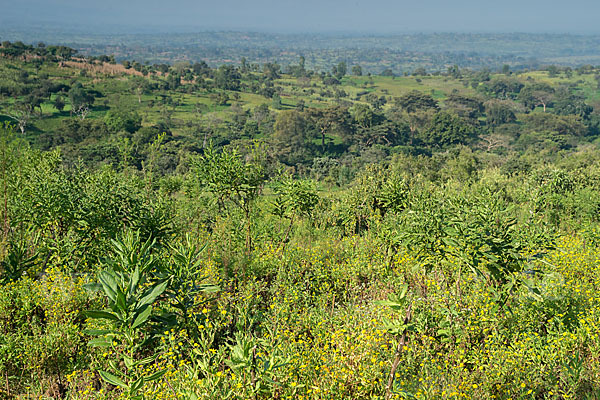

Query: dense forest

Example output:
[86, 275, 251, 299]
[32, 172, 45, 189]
[1, 41, 600, 399]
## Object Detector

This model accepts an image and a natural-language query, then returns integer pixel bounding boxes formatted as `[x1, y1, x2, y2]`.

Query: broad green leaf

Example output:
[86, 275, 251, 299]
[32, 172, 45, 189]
[129, 266, 140, 295]
[198, 284, 220, 293]
[83, 283, 102, 292]
[134, 354, 158, 367]
[375, 299, 405, 310]
[131, 377, 144, 392]
[99, 370, 128, 389]
[123, 354, 133, 369]
[84, 329, 115, 336]
[399, 283, 408, 300]
[116, 291, 127, 313]
[138, 281, 168, 308]
[144, 369, 167, 382]
[85, 310, 120, 321]
[99, 271, 119, 303]
[131, 305, 152, 329]
[88, 337, 112, 347]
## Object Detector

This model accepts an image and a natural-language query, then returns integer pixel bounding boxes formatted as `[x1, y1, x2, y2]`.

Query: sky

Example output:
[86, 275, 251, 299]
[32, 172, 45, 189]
[2, 0, 600, 34]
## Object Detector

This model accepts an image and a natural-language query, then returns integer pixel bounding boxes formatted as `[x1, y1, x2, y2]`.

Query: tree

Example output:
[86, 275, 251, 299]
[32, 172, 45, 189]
[334, 61, 347, 80]
[214, 65, 241, 91]
[263, 63, 281, 80]
[395, 90, 438, 113]
[412, 67, 427, 76]
[352, 65, 363, 76]
[552, 87, 593, 119]
[211, 91, 230, 106]
[448, 65, 461, 79]
[547, 65, 559, 78]
[68, 83, 95, 119]
[273, 110, 310, 165]
[167, 72, 181, 90]
[518, 83, 555, 112]
[271, 176, 319, 250]
[482, 77, 524, 100]
[289, 56, 306, 78]
[7, 101, 33, 135]
[485, 100, 517, 126]
[355, 120, 409, 147]
[130, 76, 149, 104]
[445, 93, 484, 120]
[271, 93, 282, 110]
[193, 144, 268, 254]
[351, 103, 381, 130]
[365, 93, 387, 111]
[105, 110, 142, 133]
[419, 111, 477, 147]
[25, 93, 45, 117]
[305, 106, 352, 151]
[53, 95, 65, 112]
[522, 113, 587, 137]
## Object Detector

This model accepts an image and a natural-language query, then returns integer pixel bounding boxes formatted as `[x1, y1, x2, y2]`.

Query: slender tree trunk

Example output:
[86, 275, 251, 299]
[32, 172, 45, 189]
[385, 303, 413, 400]
[1, 140, 8, 237]
[278, 215, 294, 252]
[245, 208, 252, 255]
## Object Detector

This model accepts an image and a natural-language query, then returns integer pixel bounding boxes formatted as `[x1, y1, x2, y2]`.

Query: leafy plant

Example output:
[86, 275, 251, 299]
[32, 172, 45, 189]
[159, 234, 219, 335]
[0, 234, 39, 283]
[226, 333, 290, 398]
[446, 191, 547, 305]
[376, 284, 414, 400]
[85, 231, 167, 398]
[194, 144, 268, 254]
[271, 176, 319, 250]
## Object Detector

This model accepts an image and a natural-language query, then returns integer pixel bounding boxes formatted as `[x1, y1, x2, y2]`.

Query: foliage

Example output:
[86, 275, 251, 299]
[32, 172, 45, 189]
[193, 144, 268, 253]
[85, 231, 168, 398]
[3, 40, 600, 400]
[419, 111, 478, 147]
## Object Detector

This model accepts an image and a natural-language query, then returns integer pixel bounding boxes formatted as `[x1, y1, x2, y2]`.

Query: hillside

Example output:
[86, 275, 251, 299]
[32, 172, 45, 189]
[1, 42, 600, 399]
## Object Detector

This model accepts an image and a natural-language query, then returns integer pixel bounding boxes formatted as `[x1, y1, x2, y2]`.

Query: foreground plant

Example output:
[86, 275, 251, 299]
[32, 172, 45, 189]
[377, 284, 414, 400]
[85, 231, 167, 398]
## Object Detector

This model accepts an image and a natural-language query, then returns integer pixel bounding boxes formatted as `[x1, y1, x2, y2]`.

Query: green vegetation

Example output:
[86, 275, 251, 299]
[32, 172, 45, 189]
[1, 42, 600, 399]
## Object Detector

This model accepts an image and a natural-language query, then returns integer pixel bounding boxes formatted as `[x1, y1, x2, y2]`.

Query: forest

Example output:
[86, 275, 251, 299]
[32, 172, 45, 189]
[1, 40, 600, 399]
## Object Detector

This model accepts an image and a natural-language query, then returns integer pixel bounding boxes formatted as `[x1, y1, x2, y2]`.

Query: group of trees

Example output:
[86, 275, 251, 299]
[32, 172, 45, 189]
[1, 44, 599, 182]
[0, 40, 75, 60]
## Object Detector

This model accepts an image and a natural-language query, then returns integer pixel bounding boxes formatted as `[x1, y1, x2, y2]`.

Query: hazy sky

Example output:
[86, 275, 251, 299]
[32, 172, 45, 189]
[2, 0, 600, 34]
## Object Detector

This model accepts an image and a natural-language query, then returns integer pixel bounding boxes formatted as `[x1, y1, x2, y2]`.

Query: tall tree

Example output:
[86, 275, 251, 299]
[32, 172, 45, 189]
[68, 83, 95, 119]
[273, 110, 310, 165]
[7, 101, 33, 134]
[352, 65, 363, 76]
[395, 91, 438, 113]
[305, 106, 352, 151]
[519, 83, 555, 112]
